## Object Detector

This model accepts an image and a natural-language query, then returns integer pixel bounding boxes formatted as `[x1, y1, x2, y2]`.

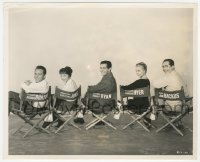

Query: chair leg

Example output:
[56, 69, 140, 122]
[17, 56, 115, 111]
[122, 117, 138, 130]
[122, 111, 150, 130]
[86, 119, 101, 130]
[54, 111, 82, 134]
[23, 125, 36, 138]
[54, 115, 73, 134]
[130, 116, 150, 132]
[13, 113, 35, 135]
[86, 118, 104, 130]
[69, 122, 81, 130]
[137, 121, 150, 132]
[85, 118, 99, 127]
[102, 119, 117, 130]
[92, 114, 117, 130]
[183, 125, 193, 132]
[156, 113, 183, 136]
[13, 124, 26, 135]
[39, 126, 51, 134]
[37, 113, 51, 134]
[46, 118, 58, 129]
[143, 118, 157, 128]
[23, 113, 51, 138]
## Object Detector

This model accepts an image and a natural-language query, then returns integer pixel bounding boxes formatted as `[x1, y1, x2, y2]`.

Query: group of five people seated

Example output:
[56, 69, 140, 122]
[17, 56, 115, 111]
[9, 59, 188, 128]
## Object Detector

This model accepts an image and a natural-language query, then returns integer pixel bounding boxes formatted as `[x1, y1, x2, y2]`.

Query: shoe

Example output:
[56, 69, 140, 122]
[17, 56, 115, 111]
[9, 112, 15, 115]
[147, 125, 152, 129]
[77, 112, 84, 118]
[55, 120, 64, 128]
[175, 123, 184, 129]
[81, 105, 86, 115]
[56, 110, 62, 114]
[96, 121, 105, 125]
[176, 125, 184, 129]
[42, 122, 50, 128]
[74, 118, 85, 124]
[143, 120, 150, 127]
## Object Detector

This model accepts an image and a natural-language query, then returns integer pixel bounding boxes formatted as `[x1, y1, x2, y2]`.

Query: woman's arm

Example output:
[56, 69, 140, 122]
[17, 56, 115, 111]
[121, 79, 149, 90]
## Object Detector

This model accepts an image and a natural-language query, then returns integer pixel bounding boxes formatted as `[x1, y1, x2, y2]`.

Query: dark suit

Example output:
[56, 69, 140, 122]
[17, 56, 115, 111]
[84, 72, 117, 113]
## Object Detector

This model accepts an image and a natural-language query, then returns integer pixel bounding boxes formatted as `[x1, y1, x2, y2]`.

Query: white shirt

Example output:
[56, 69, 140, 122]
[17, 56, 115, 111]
[21, 80, 49, 108]
[21, 80, 49, 93]
[153, 71, 187, 109]
[153, 71, 184, 91]
[57, 78, 78, 102]
[58, 78, 78, 92]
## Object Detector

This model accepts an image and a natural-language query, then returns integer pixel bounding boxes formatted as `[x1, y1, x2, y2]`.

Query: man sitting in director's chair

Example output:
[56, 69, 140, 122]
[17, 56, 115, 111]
[9, 65, 51, 137]
[153, 59, 191, 128]
[77, 60, 117, 126]
[9, 65, 49, 115]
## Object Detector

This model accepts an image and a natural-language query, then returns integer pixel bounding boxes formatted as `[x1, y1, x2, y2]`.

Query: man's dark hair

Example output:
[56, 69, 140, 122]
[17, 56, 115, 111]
[100, 60, 112, 69]
[163, 59, 175, 66]
[35, 65, 47, 75]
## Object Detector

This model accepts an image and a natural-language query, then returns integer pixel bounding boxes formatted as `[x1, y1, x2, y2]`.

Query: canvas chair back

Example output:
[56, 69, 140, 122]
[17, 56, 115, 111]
[87, 91, 117, 114]
[54, 86, 81, 101]
[120, 86, 151, 111]
[154, 87, 191, 136]
[155, 87, 185, 101]
[85, 91, 117, 130]
[20, 86, 51, 110]
[154, 87, 186, 113]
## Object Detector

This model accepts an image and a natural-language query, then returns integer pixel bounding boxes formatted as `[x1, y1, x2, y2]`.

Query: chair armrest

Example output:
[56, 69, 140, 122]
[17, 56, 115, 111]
[152, 105, 163, 111]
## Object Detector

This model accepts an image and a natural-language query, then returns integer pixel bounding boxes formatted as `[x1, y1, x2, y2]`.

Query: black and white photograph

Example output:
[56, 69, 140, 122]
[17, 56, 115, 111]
[2, 0, 198, 160]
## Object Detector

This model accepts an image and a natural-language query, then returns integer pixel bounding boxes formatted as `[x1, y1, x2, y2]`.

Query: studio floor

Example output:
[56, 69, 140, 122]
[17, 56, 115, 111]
[8, 112, 193, 155]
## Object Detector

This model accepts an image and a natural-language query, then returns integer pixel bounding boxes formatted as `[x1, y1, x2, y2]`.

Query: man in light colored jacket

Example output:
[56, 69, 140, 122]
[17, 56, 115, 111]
[153, 59, 188, 112]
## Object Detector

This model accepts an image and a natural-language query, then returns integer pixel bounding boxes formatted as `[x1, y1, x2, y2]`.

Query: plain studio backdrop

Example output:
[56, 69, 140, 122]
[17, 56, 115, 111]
[7, 4, 193, 97]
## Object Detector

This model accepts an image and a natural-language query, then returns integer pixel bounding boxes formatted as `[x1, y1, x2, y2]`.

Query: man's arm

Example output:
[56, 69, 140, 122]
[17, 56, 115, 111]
[21, 81, 48, 93]
[121, 79, 149, 90]
[153, 76, 168, 89]
[88, 77, 115, 93]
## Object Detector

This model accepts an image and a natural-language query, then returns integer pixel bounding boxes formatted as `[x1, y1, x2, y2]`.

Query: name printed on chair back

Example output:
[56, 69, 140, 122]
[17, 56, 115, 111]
[91, 93, 113, 100]
[55, 87, 81, 100]
[125, 89, 144, 95]
[59, 91, 79, 99]
[155, 89, 185, 101]
[25, 93, 48, 102]
[121, 86, 150, 98]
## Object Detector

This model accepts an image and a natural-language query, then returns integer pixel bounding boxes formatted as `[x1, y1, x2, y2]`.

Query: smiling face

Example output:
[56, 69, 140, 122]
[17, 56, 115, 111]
[34, 69, 45, 83]
[60, 73, 70, 82]
[100, 63, 111, 76]
[162, 61, 174, 74]
[136, 65, 146, 78]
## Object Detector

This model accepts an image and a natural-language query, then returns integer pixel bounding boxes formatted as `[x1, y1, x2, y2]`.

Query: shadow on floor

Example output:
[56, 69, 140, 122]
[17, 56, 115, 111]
[9, 113, 193, 155]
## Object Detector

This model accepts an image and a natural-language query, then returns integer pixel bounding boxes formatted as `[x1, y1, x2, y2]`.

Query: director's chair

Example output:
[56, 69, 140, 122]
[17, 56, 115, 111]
[154, 87, 192, 136]
[85, 92, 118, 130]
[12, 87, 51, 138]
[51, 86, 82, 134]
[120, 86, 155, 132]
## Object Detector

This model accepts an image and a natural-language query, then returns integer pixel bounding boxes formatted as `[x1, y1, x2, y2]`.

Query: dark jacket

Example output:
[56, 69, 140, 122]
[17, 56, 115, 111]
[88, 72, 117, 94]
[86, 72, 117, 111]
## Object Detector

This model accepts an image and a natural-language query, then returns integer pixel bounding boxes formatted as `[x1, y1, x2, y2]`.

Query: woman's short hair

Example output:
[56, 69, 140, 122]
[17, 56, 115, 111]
[59, 66, 73, 77]
[136, 62, 147, 73]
